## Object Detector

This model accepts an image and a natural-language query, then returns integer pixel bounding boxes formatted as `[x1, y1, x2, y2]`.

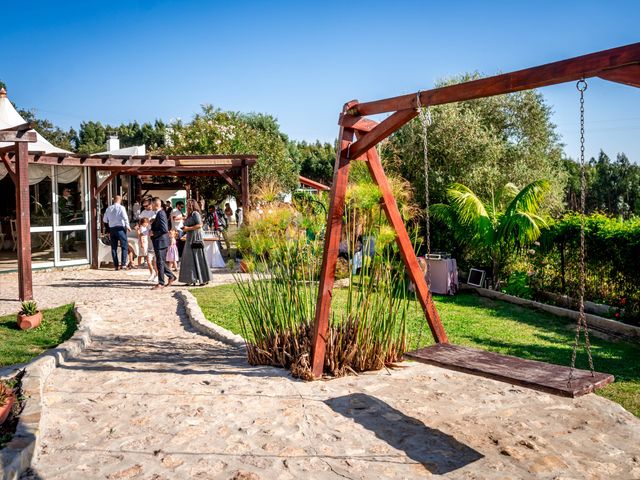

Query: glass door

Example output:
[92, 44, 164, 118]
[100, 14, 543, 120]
[53, 166, 90, 266]
[30, 166, 55, 269]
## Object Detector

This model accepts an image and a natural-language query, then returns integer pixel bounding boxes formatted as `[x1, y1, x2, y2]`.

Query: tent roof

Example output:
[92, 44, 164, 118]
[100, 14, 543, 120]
[0, 88, 71, 154]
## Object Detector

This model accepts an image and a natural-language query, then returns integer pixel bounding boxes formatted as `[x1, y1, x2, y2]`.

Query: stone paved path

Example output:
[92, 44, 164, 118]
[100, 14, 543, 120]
[2, 269, 639, 479]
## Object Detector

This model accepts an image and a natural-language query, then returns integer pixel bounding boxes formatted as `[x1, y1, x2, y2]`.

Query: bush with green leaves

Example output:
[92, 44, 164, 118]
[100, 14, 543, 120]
[431, 179, 550, 287]
[535, 213, 640, 324]
[164, 105, 299, 200]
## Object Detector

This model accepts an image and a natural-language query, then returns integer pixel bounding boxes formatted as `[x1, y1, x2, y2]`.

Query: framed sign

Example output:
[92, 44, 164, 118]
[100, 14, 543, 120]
[467, 268, 486, 288]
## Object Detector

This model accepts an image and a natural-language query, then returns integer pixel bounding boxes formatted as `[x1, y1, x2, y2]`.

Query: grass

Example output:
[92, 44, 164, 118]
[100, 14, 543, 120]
[192, 285, 640, 417]
[0, 305, 77, 367]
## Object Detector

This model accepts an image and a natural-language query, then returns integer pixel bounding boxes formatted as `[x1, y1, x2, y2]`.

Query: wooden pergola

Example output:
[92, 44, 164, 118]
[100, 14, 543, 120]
[1, 130, 255, 300]
[310, 42, 640, 383]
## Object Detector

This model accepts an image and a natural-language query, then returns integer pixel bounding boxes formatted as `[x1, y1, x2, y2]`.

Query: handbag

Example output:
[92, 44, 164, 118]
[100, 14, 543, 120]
[190, 225, 204, 249]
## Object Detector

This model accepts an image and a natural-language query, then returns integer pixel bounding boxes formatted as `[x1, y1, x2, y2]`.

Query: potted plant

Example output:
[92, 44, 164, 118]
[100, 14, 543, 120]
[17, 300, 42, 330]
[0, 382, 15, 425]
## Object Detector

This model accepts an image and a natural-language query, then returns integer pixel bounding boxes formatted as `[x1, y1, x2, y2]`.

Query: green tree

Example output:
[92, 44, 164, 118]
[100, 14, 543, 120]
[165, 105, 299, 200]
[18, 109, 77, 151]
[381, 73, 567, 217]
[76, 121, 108, 154]
[76, 120, 167, 154]
[290, 140, 335, 185]
[432, 179, 550, 287]
[564, 150, 640, 217]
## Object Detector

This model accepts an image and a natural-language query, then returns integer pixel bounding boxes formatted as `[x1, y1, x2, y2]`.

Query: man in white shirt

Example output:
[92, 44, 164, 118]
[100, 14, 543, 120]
[170, 201, 185, 233]
[138, 199, 156, 223]
[102, 195, 131, 271]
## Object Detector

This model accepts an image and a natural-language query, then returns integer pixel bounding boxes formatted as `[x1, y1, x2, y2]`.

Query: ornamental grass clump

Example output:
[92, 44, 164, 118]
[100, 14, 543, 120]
[235, 172, 414, 379]
[235, 237, 410, 379]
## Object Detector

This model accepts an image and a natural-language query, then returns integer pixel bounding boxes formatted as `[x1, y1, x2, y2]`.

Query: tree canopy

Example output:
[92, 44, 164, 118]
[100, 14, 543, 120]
[564, 150, 640, 218]
[163, 105, 299, 200]
[289, 140, 335, 186]
[381, 73, 567, 216]
[75, 120, 167, 154]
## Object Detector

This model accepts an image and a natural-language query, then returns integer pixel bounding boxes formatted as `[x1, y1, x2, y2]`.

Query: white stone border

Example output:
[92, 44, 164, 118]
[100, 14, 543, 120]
[464, 285, 640, 342]
[0, 305, 100, 480]
[176, 290, 246, 350]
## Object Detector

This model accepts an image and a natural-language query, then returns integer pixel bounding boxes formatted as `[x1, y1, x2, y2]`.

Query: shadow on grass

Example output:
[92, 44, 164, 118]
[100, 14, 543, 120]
[325, 393, 483, 474]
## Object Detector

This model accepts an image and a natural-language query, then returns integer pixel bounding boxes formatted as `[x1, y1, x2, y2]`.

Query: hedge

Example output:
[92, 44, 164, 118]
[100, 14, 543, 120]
[536, 213, 640, 325]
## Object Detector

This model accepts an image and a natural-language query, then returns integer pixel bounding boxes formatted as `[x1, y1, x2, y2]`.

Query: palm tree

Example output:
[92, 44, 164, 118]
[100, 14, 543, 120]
[431, 179, 550, 288]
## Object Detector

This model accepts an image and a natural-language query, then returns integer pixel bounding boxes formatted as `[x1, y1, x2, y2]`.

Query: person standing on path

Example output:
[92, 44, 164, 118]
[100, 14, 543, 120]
[150, 197, 176, 290]
[179, 199, 211, 286]
[171, 201, 186, 258]
[102, 195, 130, 271]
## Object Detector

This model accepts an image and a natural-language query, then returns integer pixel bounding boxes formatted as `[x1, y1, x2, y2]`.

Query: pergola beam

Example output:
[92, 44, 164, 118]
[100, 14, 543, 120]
[219, 171, 241, 191]
[0, 130, 37, 142]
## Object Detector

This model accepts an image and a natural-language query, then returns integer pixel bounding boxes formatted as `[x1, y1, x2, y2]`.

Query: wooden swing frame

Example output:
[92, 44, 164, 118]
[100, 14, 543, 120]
[310, 42, 640, 384]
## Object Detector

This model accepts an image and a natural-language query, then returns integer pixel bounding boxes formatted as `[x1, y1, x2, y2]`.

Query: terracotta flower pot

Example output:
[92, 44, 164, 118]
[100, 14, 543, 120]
[0, 392, 15, 425]
[239, 260, 249, 273]
[17, 311, 42, 330]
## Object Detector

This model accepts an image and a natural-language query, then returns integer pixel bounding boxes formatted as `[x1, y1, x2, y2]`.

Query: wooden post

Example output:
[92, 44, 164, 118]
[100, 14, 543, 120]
[364, 146, 448, 343]
[310, 102, 358, 378]
[89, 169, 99, 269]
[241, 162, 250, 211]
[15, 142, 33, 301]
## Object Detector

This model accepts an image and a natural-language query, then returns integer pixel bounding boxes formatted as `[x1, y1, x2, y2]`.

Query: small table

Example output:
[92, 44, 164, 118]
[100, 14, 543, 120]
[204, 237, 226, 268]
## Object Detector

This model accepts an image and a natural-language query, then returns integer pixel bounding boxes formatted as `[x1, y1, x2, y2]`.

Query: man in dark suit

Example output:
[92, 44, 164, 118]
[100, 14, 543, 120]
[150, 197, 176, 290]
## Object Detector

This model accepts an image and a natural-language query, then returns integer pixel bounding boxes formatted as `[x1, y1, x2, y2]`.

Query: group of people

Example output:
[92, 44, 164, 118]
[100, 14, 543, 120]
[102, 196, 214, 290]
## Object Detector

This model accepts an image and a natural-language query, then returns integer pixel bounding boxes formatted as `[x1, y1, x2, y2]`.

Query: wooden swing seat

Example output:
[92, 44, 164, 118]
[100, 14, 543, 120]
[405, 343, 614, 398]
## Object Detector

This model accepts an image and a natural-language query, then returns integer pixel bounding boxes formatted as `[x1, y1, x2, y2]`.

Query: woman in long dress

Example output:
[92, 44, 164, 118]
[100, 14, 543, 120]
[179, 199, 211, 286]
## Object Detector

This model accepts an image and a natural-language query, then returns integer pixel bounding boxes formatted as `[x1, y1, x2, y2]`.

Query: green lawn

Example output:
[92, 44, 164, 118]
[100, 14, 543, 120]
[0, 305, 77, 367]
[192, 284, 640, 417]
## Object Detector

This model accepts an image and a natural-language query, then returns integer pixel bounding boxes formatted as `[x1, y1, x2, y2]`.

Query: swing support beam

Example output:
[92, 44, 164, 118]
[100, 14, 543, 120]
[310, 42, 640, 378]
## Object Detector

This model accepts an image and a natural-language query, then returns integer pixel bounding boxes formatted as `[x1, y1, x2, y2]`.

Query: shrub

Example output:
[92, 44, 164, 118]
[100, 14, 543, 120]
[501, 271, 533, 300]
[536, 213, 640, 324]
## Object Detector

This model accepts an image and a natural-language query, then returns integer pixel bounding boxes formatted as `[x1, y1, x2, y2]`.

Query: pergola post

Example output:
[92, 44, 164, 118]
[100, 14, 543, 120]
[15, 141, 33, 301]
[89, 169, 99, 269]
[241, 161, 250, 210]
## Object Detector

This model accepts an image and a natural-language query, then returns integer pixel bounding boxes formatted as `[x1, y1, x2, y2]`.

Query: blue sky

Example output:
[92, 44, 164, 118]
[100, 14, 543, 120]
[2, 0, 638, 162]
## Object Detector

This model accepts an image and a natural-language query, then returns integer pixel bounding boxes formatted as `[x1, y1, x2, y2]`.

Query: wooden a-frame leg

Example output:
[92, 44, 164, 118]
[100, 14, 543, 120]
[310, 111, 357, 378]
[364, 147, 449, 344]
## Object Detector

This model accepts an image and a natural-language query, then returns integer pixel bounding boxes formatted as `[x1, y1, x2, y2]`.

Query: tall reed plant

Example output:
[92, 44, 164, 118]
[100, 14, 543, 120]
[234, 176, 416, 378]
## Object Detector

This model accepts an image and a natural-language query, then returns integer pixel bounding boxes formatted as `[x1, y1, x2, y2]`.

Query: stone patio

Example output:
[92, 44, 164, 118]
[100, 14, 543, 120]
[0, 268, 638, 479]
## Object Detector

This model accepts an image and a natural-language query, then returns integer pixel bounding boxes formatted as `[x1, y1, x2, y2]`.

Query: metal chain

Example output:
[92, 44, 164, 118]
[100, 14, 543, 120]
[416, 92, 432, 288]
[569, 79, 595, 386]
